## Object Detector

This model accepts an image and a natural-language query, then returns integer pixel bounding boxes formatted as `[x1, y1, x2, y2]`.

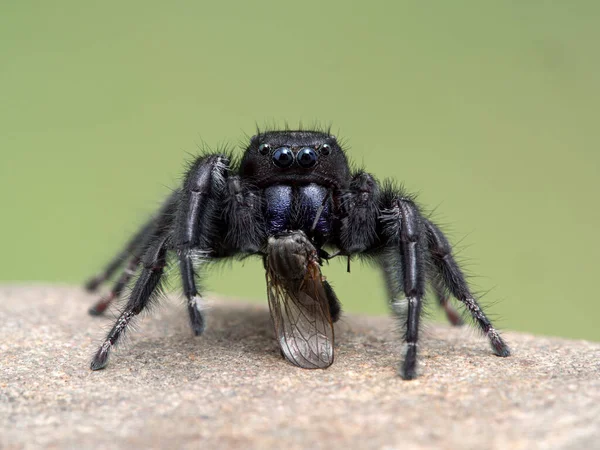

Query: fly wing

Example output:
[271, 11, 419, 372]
[267, 261, 334, 369]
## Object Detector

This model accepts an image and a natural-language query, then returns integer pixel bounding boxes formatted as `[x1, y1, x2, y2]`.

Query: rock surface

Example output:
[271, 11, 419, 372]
[1, 285, 599, 449]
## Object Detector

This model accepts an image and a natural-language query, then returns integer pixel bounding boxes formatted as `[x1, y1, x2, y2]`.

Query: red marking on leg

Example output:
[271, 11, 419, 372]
[443, 302, 464, 326]
[89, 293, 115, 315]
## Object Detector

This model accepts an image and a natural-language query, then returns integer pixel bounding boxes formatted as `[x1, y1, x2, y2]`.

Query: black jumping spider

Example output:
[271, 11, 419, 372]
[85, 129, 510, 379]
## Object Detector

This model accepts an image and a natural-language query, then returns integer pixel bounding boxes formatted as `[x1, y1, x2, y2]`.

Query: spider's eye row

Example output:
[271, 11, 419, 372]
[272, 147, 295, 168]
[270, 146, 321, 169]
[297, 147, 318, 168]
[319, 144, 331, 156]
[258, 143, 271, 155]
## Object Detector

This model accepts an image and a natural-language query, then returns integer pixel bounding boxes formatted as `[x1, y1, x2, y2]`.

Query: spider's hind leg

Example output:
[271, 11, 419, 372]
[424, 219, 510, 357]
[91, 232, 170, 370]
[86, 191, 179, 316]
[88, 257, 140, 316]
[431, 276, 464, 326]
[84, 218, 154, 293]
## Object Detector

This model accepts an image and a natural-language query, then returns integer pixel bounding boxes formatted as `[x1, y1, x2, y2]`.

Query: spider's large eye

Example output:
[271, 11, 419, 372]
[258, 143, 271, 155]
[319, 144, 331, 156]
[297, 147, 318, 168]
[272, 147, 294, 168]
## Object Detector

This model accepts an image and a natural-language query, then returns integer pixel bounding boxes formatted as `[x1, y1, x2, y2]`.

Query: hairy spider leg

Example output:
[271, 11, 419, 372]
[339, 174, 425, 379]
[339, 173, 507, 378]
[91, 233, 169, 370]
[84, 219, 154, 292]
[424, 220, 510, 357]
[88, 257, 140, 316]
[90, 154, 268, 370]
[175, 155, 230, 336]
[91, 155, 230, 370]
[86, 191, 179, 315]
[339, 172, 473, 328]
[381, 198, 427, 380]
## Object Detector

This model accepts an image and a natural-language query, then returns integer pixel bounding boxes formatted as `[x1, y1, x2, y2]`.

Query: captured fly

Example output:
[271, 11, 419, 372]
[265, 231, 335, 369]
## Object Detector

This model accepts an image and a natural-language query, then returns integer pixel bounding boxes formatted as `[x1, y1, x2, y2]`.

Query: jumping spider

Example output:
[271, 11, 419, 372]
[85, 129, 510, 379]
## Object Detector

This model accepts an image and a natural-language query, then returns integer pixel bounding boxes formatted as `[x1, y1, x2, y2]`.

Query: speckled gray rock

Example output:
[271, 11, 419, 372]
[1, 285, 599, 450]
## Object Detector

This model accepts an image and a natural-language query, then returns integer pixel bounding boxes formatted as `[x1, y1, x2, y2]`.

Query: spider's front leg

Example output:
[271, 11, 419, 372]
[175, 155, 231, 336]
[379, 196, 427, 380]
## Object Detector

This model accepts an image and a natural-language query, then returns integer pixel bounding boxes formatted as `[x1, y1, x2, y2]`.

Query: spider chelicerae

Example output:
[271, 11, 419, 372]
[85, 128, 510, 380]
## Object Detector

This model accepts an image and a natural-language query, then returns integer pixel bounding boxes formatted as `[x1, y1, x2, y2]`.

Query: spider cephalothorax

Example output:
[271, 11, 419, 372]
[85, 129, 510, 379]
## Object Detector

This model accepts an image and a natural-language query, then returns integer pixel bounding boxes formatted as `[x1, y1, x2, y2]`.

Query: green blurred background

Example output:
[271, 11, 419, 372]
[1, 2, 598, 340]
